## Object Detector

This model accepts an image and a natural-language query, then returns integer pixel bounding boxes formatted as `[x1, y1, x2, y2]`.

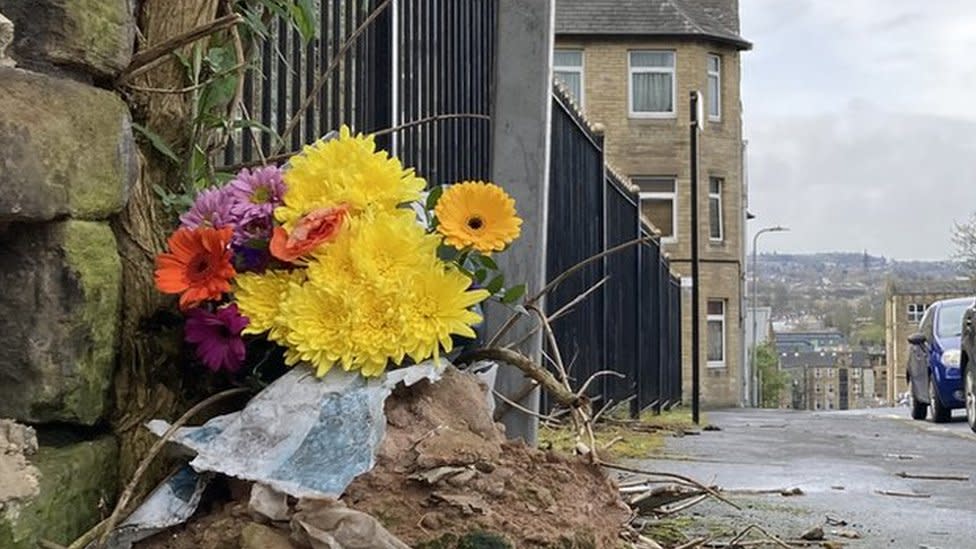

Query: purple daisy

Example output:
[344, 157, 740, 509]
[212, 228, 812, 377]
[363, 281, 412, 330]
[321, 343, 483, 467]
[227, 166, 285, 222]
[180, 186, 235, 230]
[184, 304, 249, 373]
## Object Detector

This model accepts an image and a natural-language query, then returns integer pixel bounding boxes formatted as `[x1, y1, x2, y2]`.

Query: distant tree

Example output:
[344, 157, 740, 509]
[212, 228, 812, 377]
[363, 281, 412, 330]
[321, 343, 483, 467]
[755, 342, 788, 408]
[952, 213, 976, 277]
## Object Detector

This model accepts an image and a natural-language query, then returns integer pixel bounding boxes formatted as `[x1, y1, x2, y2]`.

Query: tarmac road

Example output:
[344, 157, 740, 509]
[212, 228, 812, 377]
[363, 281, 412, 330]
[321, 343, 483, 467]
[633, 407, 976, 548]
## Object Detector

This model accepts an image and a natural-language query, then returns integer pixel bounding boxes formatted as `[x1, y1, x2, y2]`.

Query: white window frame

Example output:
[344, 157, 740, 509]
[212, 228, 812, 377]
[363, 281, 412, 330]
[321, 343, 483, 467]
[637, 177, 678, 243]
[708, 177, 723, 242]
[706, 299, 726, 368]
[707, 54, 721, 121]
[907, 303, 927, 323]
[628, 50, 676, 119]
[553, 48, 584, 108]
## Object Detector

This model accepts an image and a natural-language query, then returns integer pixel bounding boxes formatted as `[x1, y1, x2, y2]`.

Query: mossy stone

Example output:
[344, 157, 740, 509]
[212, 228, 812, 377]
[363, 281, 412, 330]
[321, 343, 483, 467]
[0, 67, 136, 222]
[0, 0, 135, 76]
[0, 435, 119, 549]
[0, 220, 121, 424]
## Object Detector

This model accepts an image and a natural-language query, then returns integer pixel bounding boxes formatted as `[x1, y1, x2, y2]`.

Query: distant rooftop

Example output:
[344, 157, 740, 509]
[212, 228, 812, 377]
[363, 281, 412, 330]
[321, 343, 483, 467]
[780, 351, 871, 369]
[887, 279, 976, 297]
[555, 0, 752, 50]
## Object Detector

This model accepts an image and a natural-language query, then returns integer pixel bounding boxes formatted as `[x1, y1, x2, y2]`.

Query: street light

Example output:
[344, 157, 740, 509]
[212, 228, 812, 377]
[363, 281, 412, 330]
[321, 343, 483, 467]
[750, 225, 789, 407]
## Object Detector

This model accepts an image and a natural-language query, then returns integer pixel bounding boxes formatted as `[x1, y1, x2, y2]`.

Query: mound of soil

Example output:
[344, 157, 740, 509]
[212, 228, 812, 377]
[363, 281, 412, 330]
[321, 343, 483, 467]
[343, 367, 631, 548]
[139, 367, 630, 548]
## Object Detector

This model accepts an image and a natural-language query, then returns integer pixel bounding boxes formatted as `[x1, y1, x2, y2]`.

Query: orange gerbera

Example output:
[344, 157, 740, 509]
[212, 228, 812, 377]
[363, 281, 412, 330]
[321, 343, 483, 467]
[269, 204, 348, 263]
[155, 226, 236, 309]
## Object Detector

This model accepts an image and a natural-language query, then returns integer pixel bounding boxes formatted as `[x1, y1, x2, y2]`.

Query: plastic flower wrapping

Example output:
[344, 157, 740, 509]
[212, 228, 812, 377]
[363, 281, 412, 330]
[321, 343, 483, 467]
[154, 127, 523, 379]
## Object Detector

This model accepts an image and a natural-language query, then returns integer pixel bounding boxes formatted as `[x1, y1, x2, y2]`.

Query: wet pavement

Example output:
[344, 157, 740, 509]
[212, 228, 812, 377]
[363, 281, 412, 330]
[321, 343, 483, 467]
[634, 407, 976, 548]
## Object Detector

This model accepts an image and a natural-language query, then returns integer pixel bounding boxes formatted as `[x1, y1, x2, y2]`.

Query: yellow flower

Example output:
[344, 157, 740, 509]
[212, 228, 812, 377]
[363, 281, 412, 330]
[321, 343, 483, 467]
[277, 126, 425, 228]
[435, 181, 522, 254]
[348, 284, 408, 377]
[349, 210, 440, 280]
[403, 264, 489, 364]
[234, 269, 306, 339]
[279, 280, 354, 376]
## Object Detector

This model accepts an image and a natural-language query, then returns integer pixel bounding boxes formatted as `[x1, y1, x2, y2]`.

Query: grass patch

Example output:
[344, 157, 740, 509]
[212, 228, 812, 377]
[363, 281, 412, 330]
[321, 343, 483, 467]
[539, 407, 702, 460]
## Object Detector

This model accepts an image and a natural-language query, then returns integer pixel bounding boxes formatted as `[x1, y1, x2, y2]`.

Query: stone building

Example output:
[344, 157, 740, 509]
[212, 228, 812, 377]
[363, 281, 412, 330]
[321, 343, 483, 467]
[883, 279, 976, 403]
[554, 0, 751, 407]
[781, 351, 876, 411]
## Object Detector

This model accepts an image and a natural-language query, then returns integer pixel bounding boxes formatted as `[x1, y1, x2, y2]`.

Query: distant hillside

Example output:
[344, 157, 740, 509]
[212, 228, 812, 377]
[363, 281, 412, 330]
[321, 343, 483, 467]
[748, 252, 966, 345]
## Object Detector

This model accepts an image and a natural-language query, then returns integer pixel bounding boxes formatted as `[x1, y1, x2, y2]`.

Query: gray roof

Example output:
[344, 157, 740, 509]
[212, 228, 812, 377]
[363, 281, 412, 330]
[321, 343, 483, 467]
[887, 279, 976, 297]
[555, 0, 751, 50]
[780, 351, 871, 369]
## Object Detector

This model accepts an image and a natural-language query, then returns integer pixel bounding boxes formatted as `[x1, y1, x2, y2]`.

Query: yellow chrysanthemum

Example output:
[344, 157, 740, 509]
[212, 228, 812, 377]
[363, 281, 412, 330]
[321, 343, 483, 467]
[234, 269, 306, 338]
[277, 126, 425, 228]
[347, 284, 408, 377]
[402, 264, 490, 364]
[279, 280, 354, 376]
[434, 181, 522, 254]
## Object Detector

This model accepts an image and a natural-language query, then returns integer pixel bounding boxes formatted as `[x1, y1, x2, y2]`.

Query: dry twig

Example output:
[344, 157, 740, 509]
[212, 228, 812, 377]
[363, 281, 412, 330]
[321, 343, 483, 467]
[896, 471, 969, 481]
[92, 387, 252, 547]
[118, 13, 244, 84]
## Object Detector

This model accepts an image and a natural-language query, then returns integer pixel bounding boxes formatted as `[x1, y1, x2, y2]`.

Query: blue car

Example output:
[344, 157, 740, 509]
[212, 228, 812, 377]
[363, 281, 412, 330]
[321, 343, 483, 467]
[906, 297, 975, 423]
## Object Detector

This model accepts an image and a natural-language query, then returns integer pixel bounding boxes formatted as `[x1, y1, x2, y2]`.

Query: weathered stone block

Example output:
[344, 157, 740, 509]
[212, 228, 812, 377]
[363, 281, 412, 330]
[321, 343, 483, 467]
[0, 67, 137, 222]
[0, 11, 14, 67]
[0, 0, 134, 77]
[0, 434, 119, 549]
[0, 221, 122, 425]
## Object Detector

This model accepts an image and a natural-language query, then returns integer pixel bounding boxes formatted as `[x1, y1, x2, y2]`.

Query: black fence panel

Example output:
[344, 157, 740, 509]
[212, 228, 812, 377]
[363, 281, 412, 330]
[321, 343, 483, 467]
[604, 175, 641, 408]
[545, 90, 606, 409]
[546, 86, 682, 417]
[219, 0, 495, 187]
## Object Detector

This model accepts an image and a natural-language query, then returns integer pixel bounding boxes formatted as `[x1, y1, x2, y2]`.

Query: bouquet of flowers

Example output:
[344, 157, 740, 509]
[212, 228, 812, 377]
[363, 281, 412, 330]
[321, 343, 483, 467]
[154, 127, 522, 379]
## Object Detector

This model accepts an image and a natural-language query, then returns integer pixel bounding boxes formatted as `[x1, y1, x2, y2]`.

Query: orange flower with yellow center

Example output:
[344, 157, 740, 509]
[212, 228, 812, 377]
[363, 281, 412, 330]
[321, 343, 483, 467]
[154, 227, 236, 309]
[434, 181, 522, 254]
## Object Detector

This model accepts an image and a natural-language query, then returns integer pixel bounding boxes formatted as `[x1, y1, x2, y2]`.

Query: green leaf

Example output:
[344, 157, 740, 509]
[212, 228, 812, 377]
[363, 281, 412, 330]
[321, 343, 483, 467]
[132, 123, 181, 164]
[474, 269, 488, 284]
[426, 185, 444, 211]
[501, 284, 527, 304]
[233, 119, 284, 146]
[486, 275, 505, 295]
[290, 0, 318, 43]
[478, 255, 499, 270]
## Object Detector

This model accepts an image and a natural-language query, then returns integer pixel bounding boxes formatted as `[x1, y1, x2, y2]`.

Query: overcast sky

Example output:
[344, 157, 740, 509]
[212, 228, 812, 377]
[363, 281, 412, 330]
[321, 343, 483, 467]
[741, 0, 976, 260]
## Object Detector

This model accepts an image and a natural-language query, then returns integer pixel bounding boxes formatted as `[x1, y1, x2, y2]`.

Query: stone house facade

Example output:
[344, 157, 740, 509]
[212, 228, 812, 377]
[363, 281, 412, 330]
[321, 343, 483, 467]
[883, 280, 976, 403]
[780, 351, 876, 411]
[555, 0, 751, 407]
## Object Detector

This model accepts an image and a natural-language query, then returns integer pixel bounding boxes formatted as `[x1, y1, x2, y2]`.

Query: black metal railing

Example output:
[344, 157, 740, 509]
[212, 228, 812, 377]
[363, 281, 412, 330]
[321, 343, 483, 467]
[545, 86, 683, 416]
[220, 0, 495, 187]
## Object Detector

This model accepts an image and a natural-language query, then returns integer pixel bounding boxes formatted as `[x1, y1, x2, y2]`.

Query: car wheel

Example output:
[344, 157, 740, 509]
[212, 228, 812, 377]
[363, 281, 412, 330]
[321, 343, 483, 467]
[930, 376, 951, 423]
[966, 367, 976, 433]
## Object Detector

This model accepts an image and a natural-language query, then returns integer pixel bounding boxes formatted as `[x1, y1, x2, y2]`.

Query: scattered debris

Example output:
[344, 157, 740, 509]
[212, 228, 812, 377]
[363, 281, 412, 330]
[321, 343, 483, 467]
[724, 487, 804, 497]
[884, 453, 919, 460]
[702, 424, 722, 432]
[875, 489, 931, 498]
[832, 527, 862, 539]
[800, 525, 825, 541]
[830, 485, 845, 490]
[896, 471, 969, 481]
[825, 515, 848, 526]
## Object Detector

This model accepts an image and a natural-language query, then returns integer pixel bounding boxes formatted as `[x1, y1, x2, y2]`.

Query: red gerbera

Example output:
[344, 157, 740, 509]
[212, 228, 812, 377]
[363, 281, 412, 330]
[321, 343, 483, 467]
[155, 226, 236, 310]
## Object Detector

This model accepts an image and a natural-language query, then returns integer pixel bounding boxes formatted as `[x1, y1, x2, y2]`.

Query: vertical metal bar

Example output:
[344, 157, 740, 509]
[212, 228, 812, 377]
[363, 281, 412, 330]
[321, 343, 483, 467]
[291, 21, 303, 151]
[261, 28, 273, 155]
[344, 0, 353, 127]
[305, 28, 316, 144]
[242, 67, 254, 161]
[690, 91, 702, 424]
[276, 17, 288, 146]
[319, 0, 330, 134]
[331, 0, 340, 130]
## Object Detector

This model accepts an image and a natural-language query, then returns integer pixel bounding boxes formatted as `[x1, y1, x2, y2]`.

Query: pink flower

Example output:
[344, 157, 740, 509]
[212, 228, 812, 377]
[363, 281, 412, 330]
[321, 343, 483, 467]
[184, 304, 249, 373]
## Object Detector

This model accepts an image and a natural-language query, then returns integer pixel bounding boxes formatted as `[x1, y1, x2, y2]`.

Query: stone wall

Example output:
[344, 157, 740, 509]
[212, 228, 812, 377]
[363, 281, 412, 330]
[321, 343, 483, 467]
[0, 1, 136, 546]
